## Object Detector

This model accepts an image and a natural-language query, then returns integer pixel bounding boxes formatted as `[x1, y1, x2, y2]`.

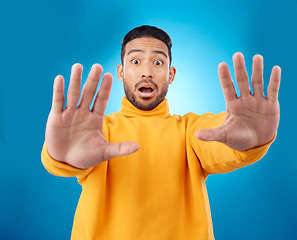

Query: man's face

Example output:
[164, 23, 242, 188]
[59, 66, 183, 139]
[117, 37, 176, 111]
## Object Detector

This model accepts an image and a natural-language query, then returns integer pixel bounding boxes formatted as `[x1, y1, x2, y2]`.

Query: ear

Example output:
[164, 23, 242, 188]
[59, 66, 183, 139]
[117, 64, 124, 82]
[168, 66, 176, 84]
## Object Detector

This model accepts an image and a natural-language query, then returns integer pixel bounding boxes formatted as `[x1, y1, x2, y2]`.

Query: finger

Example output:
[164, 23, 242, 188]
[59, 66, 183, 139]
[79, 64, 103, 109]
[67, 63, 83, 110]
[233, 52, 250, 97]
[251, 54, 264, 97]
[104, 142, 140, 160]
[218, 62, 237, 102]
[196, 128, 226, 143]
[93, 73, 113, 115]
[51, 75, 65, 113]
[267, 65, 281, 103]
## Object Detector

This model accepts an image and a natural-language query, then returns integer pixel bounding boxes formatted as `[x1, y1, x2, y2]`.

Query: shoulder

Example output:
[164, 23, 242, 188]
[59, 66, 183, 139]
[181, 112, 226, 132]
[181, 112, 214, 123]
[104, 112, 119, 123]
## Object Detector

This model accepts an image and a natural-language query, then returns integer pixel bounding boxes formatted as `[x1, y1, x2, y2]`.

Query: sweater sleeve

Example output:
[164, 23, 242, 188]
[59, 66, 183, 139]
[186, 112, 275, 176]
[41, 142, 94, 183]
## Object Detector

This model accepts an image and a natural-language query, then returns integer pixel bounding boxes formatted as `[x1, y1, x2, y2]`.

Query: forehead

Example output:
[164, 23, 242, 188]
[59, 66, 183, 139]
[124, 37, 168, 56]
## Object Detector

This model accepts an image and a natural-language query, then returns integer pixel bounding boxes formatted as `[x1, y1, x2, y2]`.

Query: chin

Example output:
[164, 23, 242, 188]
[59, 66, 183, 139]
[134, 97, 162, 111]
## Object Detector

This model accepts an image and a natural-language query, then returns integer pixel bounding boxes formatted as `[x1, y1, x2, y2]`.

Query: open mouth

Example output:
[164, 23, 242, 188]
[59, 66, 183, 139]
[139, 87, 154, 93]
[137, 83, 156, 98]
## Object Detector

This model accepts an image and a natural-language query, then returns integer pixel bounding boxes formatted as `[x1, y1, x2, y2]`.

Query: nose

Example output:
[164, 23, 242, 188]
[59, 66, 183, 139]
[141, 63, 153, 79]
[142, 73, 152, 79]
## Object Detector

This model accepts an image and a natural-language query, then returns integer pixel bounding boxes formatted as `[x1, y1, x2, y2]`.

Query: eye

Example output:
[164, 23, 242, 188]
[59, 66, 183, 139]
[131, 59, 140, 64]
[154, 60, 163, 66]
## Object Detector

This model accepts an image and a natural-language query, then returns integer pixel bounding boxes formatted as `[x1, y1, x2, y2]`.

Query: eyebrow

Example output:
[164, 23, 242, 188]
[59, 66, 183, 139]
[127, 49, 168, 59]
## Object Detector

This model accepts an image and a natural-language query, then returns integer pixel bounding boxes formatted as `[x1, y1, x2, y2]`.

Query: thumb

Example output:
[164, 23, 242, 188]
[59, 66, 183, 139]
[104, 141, 140, 160]
[195, 127, 226, 143]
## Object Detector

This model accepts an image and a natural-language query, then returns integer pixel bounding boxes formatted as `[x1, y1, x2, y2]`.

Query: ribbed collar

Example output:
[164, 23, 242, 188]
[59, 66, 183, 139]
[118, 97, 171, 118]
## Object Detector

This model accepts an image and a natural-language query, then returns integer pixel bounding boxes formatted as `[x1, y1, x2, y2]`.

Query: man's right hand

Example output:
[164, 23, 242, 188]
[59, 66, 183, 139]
[45, 63, 139, 169]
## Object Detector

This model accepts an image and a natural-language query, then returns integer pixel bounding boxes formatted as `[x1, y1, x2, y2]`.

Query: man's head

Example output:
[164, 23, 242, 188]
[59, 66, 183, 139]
[117, 25, 176, 111]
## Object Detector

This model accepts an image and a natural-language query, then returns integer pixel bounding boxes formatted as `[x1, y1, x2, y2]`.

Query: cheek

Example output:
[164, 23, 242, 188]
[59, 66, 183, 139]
[123, 70, 137, 90]
[123, 66, 136, 80]
[159, 69, 170, 82]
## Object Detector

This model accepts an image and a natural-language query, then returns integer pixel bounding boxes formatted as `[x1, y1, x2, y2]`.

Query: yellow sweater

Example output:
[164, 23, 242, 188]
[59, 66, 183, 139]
[42, 97, 273, 240]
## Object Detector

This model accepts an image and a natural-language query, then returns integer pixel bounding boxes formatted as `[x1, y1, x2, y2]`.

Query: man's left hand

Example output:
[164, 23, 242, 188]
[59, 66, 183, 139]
[196, 52, 281, 151]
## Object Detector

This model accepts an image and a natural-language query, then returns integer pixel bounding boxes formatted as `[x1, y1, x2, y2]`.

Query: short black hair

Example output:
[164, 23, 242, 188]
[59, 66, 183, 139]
[121, 25, 172, 65]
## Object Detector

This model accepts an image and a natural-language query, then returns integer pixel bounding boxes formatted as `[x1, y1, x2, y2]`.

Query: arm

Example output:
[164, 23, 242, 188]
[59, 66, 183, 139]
[189, 111, 275, 176]
[43, 63, 139, 171]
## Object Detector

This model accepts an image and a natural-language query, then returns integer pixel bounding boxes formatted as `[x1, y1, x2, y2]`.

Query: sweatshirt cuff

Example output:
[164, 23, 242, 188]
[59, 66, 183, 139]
[41, 142, 94, 179]
[234, 133, 277, 162]
[202, 133, 277, 176]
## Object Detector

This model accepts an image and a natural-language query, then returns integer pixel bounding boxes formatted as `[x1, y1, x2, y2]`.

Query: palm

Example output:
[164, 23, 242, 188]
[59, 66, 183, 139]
[46, 107, 105, 167]
[196, 53, 281, 151]
[45, 64, 139, 169]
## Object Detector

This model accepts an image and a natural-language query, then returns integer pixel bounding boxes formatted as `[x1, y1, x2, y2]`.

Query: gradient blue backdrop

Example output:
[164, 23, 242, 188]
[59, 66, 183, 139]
[1, 1, 296, 239]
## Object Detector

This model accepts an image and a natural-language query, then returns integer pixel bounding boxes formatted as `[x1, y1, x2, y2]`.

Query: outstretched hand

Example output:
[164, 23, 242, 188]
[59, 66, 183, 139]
[196, 52, 281, 151]
[45, 64, 139, 169]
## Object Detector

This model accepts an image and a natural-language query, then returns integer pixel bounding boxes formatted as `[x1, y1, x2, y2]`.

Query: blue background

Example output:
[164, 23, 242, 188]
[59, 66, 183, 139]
[1, 0, 296, 239]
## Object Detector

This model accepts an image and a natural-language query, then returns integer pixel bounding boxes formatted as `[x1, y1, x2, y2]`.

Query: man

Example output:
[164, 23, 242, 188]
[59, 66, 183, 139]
[41, 25, 281, 239]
